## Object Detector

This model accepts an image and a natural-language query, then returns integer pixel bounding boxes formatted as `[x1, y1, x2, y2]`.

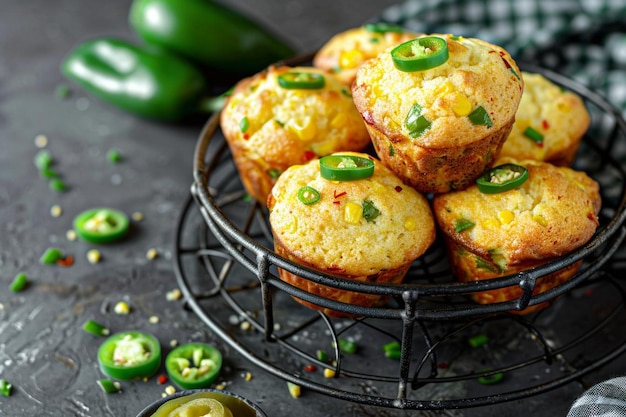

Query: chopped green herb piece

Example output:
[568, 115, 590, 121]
[362, 199, 381, 222]
[389, 143, 395, 156]
[40, 247, 63, 264]
[97, 378, 121, 393]
[385, 349, 402, 360]
[468, 333, 488, 348]
[239, 116, 249, 133]
[49, 178, 67, 192]
[405, 104, 431, 138]
[523, 126, 544, 144]
[267, 169, 282, 179]
[475, 256, 497, 273]
[39, 167, 58, 178]
[275, 119, 285, 127]
[369, 37, 380, 43]
[82, 319, 110, 337]
[382, 340, 401, 353]
[468, 106, 493, 128]
[454, 218, 475, 233]
[107, 148, 121, 163]
[55, 83, 71, 99]
[477, 370, 504, 385]
[509, 68, 521, 81]
[340, 87, 352, 98]
[316, 349, 329, 362]
[338, 338, 357, 354]
[10, 273, 28, 292]
[0, 379, 12, 397]
[34, 150, 53, 170]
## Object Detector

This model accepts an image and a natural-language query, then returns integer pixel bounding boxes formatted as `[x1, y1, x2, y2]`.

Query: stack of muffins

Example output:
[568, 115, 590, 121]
[220, 25, 601, 316]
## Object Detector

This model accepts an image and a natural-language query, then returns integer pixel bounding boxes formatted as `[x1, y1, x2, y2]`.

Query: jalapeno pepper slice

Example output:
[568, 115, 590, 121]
[297, 186, 321, 205]
[319, 155, 375, 181]
[476, 164, 529, 194]
[391, 36, 449, 72]
[277, 71, 325, 90]
[97, 331, 161, 380]
[73, 208, 130, 244]
[165, 343, 222, 390]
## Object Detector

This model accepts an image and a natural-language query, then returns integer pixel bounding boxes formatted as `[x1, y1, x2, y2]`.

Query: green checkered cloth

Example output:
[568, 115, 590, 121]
[379, 0, 626, 118]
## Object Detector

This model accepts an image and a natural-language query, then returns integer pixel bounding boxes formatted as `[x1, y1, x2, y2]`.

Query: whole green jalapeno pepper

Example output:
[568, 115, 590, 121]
[61, 38, 222, 122]
[129, 0, 295, 76]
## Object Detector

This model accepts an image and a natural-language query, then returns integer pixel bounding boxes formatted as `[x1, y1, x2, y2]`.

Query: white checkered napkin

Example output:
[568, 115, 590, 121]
[567, 377, 626, 417]
[378, 0, 626, 119]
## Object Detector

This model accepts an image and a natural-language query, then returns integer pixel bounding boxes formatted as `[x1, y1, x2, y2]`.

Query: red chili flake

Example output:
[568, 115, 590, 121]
[394, 186, 403, 192]
[327, 265, 345, 273]
[587, 212, 596, 221]
[302, 150, 316, 162]
[334, 190, 347, 199]
[243, 133, 250, 140]
[56, 255, 74, 267]
[304, 365, 317, 372]
[157, 374, 168, 385]
[558, 195, 562, 200]
[333, 201, 341, 205]
[542, 120, 550, 129]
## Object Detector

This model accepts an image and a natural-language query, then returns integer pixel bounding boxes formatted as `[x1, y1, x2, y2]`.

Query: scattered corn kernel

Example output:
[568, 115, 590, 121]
[344, 202, 362, 224]
[240, 321, 251, 331]
[323, 368, 336, 378]
[215, 384, 225, 390]
[498, 210, 514, 225]
[434, 81, 454, 96]
[481, 218, 501, 230]
[114, 301, 130, 315]
[131, 212, 144, 221]
[87, 249, 102, 264]
[532, 214, 548, 227]
[244, 372, 253, 382]
[146, 248, 159, 260]
[339, 49, 364, 69]
[170, 339, 179, 347]
[166, 288, 182, 301]
[452, 92, 472, 116]
[34, 134, 48, 148]
[164, 385, 176, 395]
[50, 204, 62, 217]
[330, 112, 348, 128]
[287, 382, 301, 398]
[66, 229, 77, 241]
[289, 117, 317, 141]
[149, 315, 160, 324]
[403, 216, 416, 231]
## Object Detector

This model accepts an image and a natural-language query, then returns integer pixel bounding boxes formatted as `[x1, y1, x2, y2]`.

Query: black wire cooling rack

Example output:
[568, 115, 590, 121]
[173, 62, 626, 409]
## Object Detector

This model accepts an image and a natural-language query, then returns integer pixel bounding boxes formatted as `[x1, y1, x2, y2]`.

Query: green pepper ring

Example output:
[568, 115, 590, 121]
[319, 155, 375, 181]
[98, 331, 162, 380]
[165, 343, 223, 390]
[391, 36, 449, 72]
[277, 71, 325, 90]
[73, 208, 130, 244]
[476, 164, 529, 194]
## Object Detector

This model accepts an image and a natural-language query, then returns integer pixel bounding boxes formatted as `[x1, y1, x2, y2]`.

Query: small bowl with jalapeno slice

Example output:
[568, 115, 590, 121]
[136, 389, 268, 417]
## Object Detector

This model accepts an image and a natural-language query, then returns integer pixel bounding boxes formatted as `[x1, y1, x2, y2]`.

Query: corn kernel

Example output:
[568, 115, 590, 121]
[244, 372, 253, 382]
[452, 92, 472, 116]
[131, 212, 144, 221]
[556, 101, 571, 113]
[114, 301, 130, 315]
[287, 382, 301, 398]
[323, 368, 336, 378]
[289, 117, 317, 141]
[330, 113, 348, 129]
[66, 229, 77, 241]
[164, 385, 176, 395]
[87, 249, 102, 264]
[498, 210, 514, 224]
[339, 50, 364, 69]
[403, 216, 417, 231]
[146, 248, 159, 260]
[286, 215, 298, 234]
[149, 315, 160, 324]
[34, 134, 48, 148]
[166, 288, 182, 301]
[50, 204, 62, 217]
[434, 81, 454, 97]
[344, 202, 363, 224]
[533, 214, 548, 227]
[481, 218, 500, 230]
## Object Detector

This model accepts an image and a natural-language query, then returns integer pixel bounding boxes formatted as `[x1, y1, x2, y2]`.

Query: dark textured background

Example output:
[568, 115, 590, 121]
[1, 1, 624, 416]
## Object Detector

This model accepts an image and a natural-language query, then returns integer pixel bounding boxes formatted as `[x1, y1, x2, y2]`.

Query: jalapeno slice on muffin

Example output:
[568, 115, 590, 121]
[277, 71, 325, 89]
[476, 163, 529, 194]
[391, 36, 449, 72]
[319, 155, 375, 181]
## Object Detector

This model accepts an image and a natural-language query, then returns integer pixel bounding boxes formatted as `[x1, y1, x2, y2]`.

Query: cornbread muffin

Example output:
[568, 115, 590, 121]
[267, 152, 436, 317]
[313, 24, 421, 85]
[432, 157, 601, 313]
[352, 34, 524, 194]
[499, 72, 590, 166]
[221, 65, 370, 202]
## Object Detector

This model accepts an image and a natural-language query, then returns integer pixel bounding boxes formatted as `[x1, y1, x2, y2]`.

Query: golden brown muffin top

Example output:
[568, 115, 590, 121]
[268, 152, 436, 275]
[352, 34, 523, 148]
[499, 72, 590, 165]
[313, 25, 421, 85]
[220, 65, 370, 167]
[432, 157, 601, 267]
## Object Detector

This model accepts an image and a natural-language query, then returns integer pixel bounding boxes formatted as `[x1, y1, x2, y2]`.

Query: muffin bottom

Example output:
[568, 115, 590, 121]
[446, 239, 583, 314]
[274, 240, 410, 318]
[367, 118, 514, 194]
